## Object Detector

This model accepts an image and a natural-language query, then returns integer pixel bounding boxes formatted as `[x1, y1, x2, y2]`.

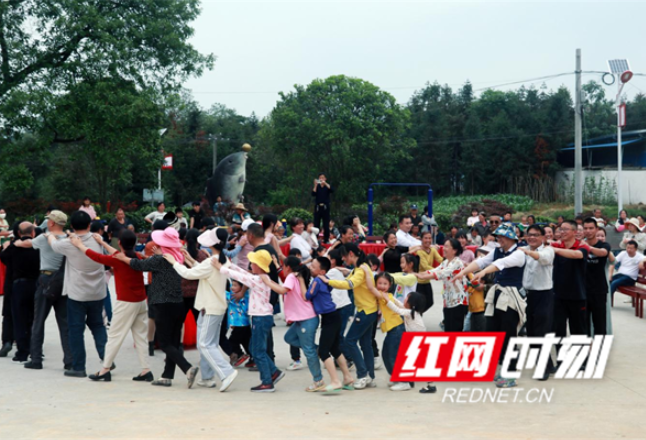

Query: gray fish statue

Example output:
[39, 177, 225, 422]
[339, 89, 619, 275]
[206, 143, 251, 206]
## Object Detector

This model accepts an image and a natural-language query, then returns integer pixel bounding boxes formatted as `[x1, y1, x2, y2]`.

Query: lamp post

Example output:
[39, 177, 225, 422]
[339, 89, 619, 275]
[607, 59, 632, 214]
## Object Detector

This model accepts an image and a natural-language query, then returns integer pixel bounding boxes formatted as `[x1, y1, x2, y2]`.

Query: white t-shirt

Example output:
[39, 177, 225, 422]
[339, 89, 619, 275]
[396, 229, 421, 248]
[145, 211, 166, 224]
[467, 216, 479, 227]
[616, 251, 644, 280]
[290, 234, 312, 260]
[326, 268, 352, 309]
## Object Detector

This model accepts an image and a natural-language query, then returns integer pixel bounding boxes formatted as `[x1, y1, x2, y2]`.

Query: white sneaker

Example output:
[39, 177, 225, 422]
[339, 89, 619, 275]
[387, 381, 395, 387]
[390, 382, 412, 391]
[287, 360, 304, 371]
[197, 379, 217, 388]
[373, 357, 383, 370]
[219, 370, 238, 392]
[353, 377, 368, 390]
[365, 377, 377, 388]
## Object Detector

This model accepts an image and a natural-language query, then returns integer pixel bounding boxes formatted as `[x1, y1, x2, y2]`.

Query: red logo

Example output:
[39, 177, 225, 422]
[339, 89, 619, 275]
[391, 332, 505, 382]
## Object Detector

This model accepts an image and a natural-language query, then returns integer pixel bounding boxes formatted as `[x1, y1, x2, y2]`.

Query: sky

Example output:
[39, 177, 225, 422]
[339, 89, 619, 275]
[183, 1, 646, 118]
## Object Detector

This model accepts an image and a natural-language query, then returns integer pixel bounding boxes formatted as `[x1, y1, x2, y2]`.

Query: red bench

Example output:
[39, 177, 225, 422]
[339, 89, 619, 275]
[615, 269, 646, 318]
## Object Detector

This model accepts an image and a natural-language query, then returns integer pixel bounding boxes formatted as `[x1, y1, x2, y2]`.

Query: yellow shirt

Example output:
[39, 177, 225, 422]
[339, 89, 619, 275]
[379, 293, 404, 333]
[417, 247, 443, 284]
[328, 264, 377, 314]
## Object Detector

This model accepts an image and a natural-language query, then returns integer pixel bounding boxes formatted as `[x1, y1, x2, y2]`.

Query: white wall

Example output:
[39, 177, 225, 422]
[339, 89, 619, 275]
[556, 169, 646, 204]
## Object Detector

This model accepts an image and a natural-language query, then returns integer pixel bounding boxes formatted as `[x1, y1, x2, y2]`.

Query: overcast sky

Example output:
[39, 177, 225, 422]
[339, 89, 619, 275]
[183, 1, 646, 118]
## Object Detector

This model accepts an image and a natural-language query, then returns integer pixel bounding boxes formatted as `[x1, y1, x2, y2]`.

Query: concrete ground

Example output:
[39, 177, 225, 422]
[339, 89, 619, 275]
[1, 280, 645, 440]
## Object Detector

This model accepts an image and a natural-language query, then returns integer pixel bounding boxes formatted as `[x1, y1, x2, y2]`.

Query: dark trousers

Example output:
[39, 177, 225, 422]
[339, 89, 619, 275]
[371, 313, 380, 357]
[318, 310, 342, 362]
[444, 305, 468, 332]
[486, 290, 520, 367]
[470, 311, 486, 332]
[12, 279, 37, 360]
[182, 296, 199, 323]
[154, 302, 193, 379]
[526, 289, 554, 338]
[587, 294, 607, 336]
[229, 326, 251, 357]
[2, 288, 13, 345]
[553, 297, 587, 338]
[417, 283, 434, 312]
[67, 298, 107, 372]
[338, 303, 354, 362]
[314, 204, 331, 243]
[103, 288, 112, 323]
[290, 344, 300, 361]
[30, 274, 72, 365]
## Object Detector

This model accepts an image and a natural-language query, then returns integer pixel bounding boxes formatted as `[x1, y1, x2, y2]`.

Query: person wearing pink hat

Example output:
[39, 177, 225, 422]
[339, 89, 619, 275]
[115, 227, 199, 388]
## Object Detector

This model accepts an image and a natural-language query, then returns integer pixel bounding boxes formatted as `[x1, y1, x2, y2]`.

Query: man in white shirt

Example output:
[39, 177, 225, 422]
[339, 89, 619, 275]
[144, 202, 166, 226]
[610, 240, 642, 295]
[289, 218, 312, 262]
[396, 215, 421, 248]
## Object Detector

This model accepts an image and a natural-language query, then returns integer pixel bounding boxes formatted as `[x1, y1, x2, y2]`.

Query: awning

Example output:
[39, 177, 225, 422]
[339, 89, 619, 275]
[561, 138, 642, 151]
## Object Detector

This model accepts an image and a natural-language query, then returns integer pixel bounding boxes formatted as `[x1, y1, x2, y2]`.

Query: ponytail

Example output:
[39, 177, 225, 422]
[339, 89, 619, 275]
[284, 256, 311, 286]
[213, 228, 229, 265]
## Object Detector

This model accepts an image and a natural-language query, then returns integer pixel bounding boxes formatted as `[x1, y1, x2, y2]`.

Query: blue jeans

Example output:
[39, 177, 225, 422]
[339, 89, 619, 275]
[610, 274, 635, 294]
[284, 316, 322, 382]
[345, 310, 377, 379]
[67, 298, 107, 372]
[338, 303, 354, 362]
[382, 323, 404, 376]
[251, 315, 278, 385]
[103, 288, 113, 323]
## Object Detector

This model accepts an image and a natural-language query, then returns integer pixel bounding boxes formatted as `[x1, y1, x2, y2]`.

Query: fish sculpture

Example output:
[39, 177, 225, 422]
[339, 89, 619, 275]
[206, 146, 249, 206]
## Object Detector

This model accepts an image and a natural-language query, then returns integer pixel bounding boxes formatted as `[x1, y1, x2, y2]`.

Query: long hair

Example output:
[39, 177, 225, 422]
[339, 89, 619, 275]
[283, 256, 311, 286]
[119, 230, 138, 259]
[212, 228, 229, 265]
[341, 242, 366, 267]
[406, 291, 426, 320]
[185, 228, 201, 259]
[401, 253, 419, 272]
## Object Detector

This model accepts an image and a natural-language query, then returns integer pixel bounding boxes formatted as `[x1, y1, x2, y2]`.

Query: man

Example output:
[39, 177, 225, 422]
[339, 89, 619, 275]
[610, 240, 643, 295]
[457, 223, 526, 389]
[144, 202, 166, 226]
[37, 205, 57, 231]
[14, 211, 73, 370]
[232, 203, 250, 226]
[312, 173, 333, 243]
[289, 218, 313, 262]
[0, 222, 40, 362]
[50, 210, 107, 377]
[592, 209, 606, 228]
[396, 215, 421, 248]
[503, 212, 513, 223]
[489, 214, 502, 233]
[583, 218, 611, 336]
[188, 202, 203, 230]
[551, 220, 589, 345]
[473, 212, 488, 237]
[409, 204, 421, 227]
[519, 224, 555, 380]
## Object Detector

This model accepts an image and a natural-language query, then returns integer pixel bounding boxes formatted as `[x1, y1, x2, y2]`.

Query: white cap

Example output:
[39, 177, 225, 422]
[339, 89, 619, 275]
[241, 219, 255, 232]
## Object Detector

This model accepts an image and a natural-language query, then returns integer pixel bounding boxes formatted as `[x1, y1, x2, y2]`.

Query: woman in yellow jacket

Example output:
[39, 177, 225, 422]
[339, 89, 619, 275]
[415, 231, 443, 312]
[318, 243, 378, 390]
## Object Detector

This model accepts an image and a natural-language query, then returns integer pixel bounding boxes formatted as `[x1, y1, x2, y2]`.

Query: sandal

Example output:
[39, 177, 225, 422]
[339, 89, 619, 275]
[324, 384, 342, 393]
[342, 382, 355, 391]
[305, 380, 326, 392]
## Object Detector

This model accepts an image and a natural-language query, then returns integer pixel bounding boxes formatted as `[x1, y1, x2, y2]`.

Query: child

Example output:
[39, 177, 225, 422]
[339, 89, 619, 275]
[305, 256, 355, 392]
[315, 245, 327, 257]
[286, 248, 304, 370]
[383, 290, 436, 394]
[227, 279, 252, 368]
[364, 272, 409, 391]
[365, 253, 383, 371]
[327, 250, 354, 368]
[212, 250, 284, 393]
[261, 256, 325, 392]
[302, 221, 320, 249]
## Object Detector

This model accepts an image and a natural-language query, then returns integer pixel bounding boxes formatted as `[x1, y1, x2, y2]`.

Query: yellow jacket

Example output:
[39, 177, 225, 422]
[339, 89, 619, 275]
[328, 264, 377, 314]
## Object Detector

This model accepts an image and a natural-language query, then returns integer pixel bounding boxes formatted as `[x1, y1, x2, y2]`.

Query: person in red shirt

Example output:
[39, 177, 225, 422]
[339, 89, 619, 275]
[70, 230, 152, 383]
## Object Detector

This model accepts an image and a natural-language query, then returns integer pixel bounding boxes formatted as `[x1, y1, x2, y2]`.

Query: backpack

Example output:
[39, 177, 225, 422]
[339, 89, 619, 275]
[42, 257, 66, 301]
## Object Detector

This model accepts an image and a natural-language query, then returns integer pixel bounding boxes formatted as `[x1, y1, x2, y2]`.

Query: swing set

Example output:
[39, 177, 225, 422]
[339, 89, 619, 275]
[367, 183, 433, 236]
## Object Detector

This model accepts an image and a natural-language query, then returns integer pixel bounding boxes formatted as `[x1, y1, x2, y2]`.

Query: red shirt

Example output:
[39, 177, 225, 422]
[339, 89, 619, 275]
[85, 250, 146, 303]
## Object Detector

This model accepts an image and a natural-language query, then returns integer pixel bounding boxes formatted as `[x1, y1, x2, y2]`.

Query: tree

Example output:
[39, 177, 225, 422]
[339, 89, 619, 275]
[260, 75, 415, 207]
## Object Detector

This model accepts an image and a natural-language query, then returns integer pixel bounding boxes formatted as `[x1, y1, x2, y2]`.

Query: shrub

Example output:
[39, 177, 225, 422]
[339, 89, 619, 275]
[280, 207, 313, 224]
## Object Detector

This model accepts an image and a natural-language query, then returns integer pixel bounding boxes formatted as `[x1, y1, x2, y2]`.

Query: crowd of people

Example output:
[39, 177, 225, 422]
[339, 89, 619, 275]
[0, 185, 644, 393]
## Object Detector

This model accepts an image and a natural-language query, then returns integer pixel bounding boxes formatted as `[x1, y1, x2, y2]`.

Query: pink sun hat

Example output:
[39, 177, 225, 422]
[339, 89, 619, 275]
[151, 227, 182, 248]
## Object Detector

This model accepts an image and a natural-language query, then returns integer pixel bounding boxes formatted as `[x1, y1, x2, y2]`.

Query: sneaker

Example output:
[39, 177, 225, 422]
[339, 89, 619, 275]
[24, 361, 43, 370]
[353, 377, 368, 390]
[495, 378, 517, 388]
[197, 379, 217, 388]
[271, 369, 285, 385]
[365, 378, 377, 388]
[234, 354, 250, 368]
[220, 370, 238, 392]
[186, 366, 199, 389]
[251, 383, 275, 393]
[390, 382, 412, 391]
[419, 384, 437, 394]
[387, 381, 395, 387]
[287, 360, 304, 370]
[151, 378, 172, 387]
[373, 357, 383, 370]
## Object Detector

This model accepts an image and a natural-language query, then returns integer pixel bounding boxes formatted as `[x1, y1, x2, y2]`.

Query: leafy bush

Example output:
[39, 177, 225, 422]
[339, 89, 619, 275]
[453, 199, 515, 227]
[280, 207, 313, 224]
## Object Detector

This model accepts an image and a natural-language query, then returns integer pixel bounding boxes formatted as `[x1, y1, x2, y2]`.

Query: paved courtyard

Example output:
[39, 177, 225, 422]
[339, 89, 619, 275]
[1, 281, 645, 439]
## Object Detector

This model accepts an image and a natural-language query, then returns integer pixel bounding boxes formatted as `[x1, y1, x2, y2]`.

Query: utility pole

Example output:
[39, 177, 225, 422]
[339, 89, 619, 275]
[574, 48, 583, 215]
[211, 135, 218, 176]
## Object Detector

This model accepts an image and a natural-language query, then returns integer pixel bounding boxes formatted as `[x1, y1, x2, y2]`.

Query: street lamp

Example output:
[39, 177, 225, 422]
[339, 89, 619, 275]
[607, 59, 633, 214]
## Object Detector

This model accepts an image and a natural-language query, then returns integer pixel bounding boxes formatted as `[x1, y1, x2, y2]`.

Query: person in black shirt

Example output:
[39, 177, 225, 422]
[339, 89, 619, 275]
[188, 202, 204, 230]
[409, 204, 421, 228]
[312, 173, 333, 243]
[107, 208, 130, 246]
[379, 230, 419, 273]
[583, 218, 611, 336]
[0, 222, 40, 362]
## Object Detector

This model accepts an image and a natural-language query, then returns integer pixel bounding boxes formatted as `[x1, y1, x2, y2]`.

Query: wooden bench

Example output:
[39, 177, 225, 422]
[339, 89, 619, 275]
[615, 269, 646, 318]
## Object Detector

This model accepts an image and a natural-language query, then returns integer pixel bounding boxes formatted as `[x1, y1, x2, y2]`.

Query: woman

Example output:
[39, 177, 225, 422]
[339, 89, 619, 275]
[456, 233, 475, 265]
[163, 228, 238, 392]
[575, 224, 584, 242]
[262, 214, 290, 261]
[107, 208, 130, 248]
[415, 231, 442, 312]
[615, 209, 628, 231]
[639, 215, 646, 232]
[70, 231, 151, 382]
[0, 208, 10, 246]
[180, 229, 209, 323]
[416, 238, 468, 332]
[319, 243, 379, 390]
[115, 227, 199, 388]
[79, 196, 97, 220]
[620, 218, 646, 253]
[379, 230, 420, 273]
[527, 215, 536, 226]
[596, 228, 614, 335]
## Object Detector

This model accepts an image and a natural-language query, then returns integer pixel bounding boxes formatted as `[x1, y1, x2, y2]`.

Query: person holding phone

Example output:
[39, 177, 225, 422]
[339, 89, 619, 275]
[312, 173, 333, 244]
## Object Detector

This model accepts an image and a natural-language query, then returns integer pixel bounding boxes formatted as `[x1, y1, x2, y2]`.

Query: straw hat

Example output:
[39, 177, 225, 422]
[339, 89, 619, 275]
[234, 203, 247, 212]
